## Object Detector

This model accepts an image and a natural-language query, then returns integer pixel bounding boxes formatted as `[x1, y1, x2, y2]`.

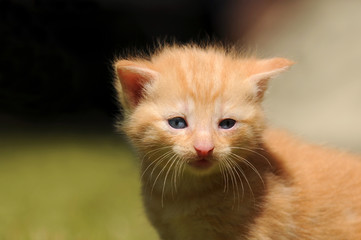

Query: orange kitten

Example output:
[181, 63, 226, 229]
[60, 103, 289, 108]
[113, 45, 361, 240]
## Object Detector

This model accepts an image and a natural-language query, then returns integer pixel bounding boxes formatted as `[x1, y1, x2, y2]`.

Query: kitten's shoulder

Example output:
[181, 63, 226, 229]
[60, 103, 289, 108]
[262, 128, 361, 185]
[263, 128, 361, 161]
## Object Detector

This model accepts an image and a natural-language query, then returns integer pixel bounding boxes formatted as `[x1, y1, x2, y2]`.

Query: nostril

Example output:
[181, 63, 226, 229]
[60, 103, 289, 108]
[194, 146, 214, 158]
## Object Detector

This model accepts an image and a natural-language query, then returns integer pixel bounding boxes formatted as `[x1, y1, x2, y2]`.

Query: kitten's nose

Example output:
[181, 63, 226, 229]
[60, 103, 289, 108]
[194, 145, 214, 158]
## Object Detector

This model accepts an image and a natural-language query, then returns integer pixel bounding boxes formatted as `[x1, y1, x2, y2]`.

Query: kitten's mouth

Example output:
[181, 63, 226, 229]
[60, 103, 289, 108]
[188, 158, 213, 169]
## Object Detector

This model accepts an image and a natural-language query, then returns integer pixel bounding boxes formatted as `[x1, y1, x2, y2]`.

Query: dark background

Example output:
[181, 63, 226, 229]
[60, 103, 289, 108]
[0, 0, 291, 133]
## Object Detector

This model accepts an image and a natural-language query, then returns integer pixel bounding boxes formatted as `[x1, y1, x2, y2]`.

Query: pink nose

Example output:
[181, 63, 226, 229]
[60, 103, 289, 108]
[194, 145, 214, 158]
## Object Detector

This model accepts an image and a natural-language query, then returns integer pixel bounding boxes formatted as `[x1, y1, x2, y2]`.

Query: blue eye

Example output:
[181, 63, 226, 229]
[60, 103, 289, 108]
[219, 118, 236, 129]
[168, 117, 188, 129]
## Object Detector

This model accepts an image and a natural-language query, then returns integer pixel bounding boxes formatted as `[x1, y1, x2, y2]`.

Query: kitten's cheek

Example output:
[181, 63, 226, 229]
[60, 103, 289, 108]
[172, 145, 186, 156]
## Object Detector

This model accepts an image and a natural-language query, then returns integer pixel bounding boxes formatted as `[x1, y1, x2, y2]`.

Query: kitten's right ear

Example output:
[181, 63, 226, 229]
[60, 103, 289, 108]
[114, 60, 159, 109]
[247, 58, 294, 100]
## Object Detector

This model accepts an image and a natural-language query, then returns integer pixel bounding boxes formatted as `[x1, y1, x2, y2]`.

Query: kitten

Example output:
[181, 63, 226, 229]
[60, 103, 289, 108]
[113, 44, 361, 240]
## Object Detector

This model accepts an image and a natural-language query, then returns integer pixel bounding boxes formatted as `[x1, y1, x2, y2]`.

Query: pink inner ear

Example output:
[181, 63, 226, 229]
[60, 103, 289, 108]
[117, 68, 145, 106]
[115, 61, 159, 107]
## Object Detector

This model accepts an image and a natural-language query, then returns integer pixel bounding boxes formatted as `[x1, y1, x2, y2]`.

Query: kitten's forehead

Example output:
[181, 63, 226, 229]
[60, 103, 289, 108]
[152, 47, 250, 104]
[179, 54, 224, 99]
[147, 48, 257, 124]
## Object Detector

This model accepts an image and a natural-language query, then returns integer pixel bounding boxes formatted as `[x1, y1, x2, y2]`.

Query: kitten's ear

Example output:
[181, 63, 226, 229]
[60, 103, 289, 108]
[114, 60, 159, 109]
[247, 58, 294, 100]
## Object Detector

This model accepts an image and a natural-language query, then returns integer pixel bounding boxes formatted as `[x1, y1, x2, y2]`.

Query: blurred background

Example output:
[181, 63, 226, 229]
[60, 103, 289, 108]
[0, 0, 360, 239]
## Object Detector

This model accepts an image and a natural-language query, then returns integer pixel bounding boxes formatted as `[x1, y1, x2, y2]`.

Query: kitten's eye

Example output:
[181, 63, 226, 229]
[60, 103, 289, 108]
[219, 118, 236, 129]
[168, 117, 188, 129]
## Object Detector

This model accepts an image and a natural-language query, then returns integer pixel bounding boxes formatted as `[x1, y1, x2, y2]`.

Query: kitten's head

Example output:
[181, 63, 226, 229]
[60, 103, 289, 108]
[114, 45, 293, 175]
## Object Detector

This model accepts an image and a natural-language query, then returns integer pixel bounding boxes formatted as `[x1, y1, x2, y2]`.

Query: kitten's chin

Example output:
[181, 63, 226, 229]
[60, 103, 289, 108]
[188, 159, 213, 170]
[186, 158, 218, 175]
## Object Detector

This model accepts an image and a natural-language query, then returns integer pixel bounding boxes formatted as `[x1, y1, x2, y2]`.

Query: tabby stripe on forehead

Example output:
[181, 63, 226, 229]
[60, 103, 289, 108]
[179, 57, 192, 94]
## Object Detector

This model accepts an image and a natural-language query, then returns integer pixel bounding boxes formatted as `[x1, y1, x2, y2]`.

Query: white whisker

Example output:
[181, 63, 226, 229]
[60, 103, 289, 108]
[161, 154, 178, 207]
[227, 158, 245, 201]
[151, 153, 176, 198]
[230, 146, 272, 168]
[149, 151, 174, 179]
[230, 152, 265, 187]
[228, 155, 255, 202]
[144, 151, 173, 189]
[218, 161, 228, 193]
[141, 149, 173, 181]
[172, 156, 182, 194]
[223, 158, 238, 208]
[141, 146, 172, 167]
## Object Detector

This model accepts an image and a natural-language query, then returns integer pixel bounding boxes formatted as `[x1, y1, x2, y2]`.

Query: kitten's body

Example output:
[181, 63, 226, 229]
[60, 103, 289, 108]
[143, 129, 361, 240]
[114, 45, 361, 239]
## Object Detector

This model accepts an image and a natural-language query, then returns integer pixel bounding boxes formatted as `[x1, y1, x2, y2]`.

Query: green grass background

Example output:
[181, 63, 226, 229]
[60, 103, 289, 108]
[0, 132, 158, 240]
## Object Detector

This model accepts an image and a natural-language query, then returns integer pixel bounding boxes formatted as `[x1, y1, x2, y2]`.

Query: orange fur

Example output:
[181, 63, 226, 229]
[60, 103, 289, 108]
[113, 44, 361, 240]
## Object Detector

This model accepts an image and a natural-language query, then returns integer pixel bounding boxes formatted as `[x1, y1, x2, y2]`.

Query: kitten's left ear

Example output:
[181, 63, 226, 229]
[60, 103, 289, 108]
[114, 60, 159, 109]
[247, 58, 294, 100]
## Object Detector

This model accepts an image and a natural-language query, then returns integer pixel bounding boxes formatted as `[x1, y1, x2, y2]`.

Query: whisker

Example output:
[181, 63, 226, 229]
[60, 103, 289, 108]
[180, 157, 188, 178]
[151, 153, 176, 198]
[144, 152, 174, 189]
[149, 151, 174, 179]
[172, 156, 182, 194]
[230, 153, 265, 187]
[227, 158, 245, 201]
[140, 148, 170, 179]
[230, 146, 272, 168]
[170, 158, 177, 196]
[227, 158, 243, 209]
[228, 156, 255, 200]
[220, 159, 231, 194]
[179, 158, 187, 187]
[223, 158, 238, 208]
[141, 146, 172, 167]
[218, 161, 228, 193]
[161, 154, 178, 207]
[229, 156, 256, 203]
[222, 164, 228, 193]
[230, 146, 265, 151]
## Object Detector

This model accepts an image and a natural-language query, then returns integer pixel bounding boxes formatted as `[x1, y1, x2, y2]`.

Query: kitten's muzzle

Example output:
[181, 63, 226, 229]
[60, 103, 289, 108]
[188, 158, 213, 169]
[188, 145, 215, 170]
